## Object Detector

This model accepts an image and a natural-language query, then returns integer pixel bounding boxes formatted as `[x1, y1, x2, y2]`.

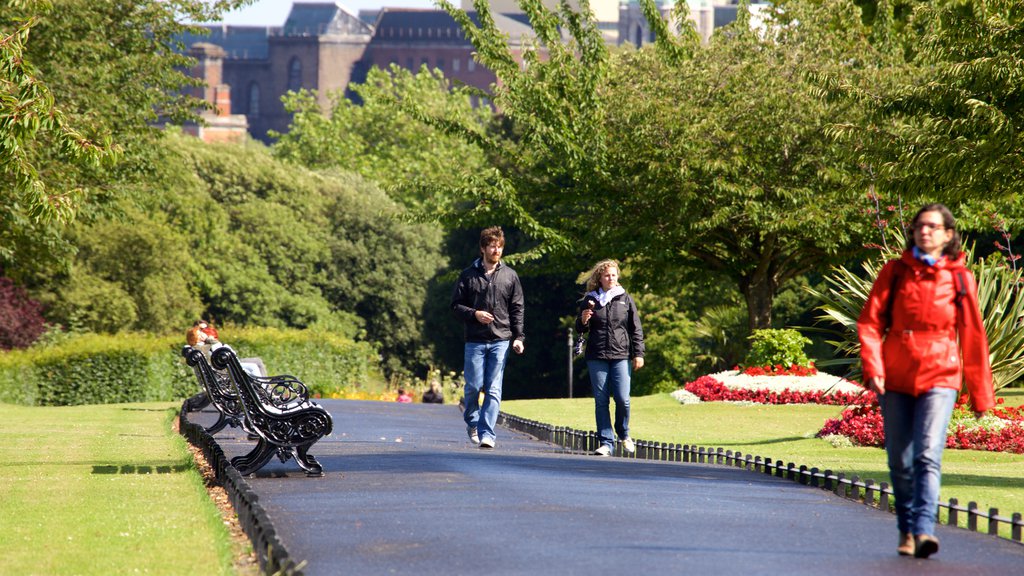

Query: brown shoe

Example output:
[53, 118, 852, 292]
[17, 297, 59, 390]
[914, 534, 939, 558]
[897, 532, 914, 556]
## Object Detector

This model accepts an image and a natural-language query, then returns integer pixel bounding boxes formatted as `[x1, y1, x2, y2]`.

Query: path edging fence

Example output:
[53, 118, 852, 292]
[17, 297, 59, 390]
[179, 394, 304, 576]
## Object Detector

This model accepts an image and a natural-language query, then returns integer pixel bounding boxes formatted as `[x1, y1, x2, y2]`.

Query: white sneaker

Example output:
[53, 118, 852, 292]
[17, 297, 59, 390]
[621, 437, 635, 454]
[479, 437, 495, 449]
[467, 427, 479, 445]
[594, 445, 611, 457]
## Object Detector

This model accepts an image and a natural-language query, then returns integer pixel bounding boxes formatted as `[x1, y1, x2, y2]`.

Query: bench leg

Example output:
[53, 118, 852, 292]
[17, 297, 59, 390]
[231, 438, 278, 476]
[292, 443, 324, 477]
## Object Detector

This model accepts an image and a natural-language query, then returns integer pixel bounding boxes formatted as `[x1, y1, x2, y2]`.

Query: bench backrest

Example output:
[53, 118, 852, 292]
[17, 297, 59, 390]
[182, 345, 244, 420]
[210, 345, 333, 448]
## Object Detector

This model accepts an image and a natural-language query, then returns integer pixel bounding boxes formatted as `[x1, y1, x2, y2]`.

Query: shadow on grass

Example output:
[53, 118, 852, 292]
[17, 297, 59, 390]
[942, 473, 1024, 492]
[708, 436, 811, 447]
[92, 463, 191, 474]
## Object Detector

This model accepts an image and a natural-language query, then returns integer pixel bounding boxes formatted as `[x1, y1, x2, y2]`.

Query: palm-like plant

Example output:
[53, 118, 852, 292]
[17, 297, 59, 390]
[806, 243, 1024, 391]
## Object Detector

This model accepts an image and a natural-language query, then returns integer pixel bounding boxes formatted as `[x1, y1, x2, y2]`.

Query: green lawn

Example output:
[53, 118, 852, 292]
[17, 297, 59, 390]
[0, 402, 235, 575]
[504, 389, 1024, 529]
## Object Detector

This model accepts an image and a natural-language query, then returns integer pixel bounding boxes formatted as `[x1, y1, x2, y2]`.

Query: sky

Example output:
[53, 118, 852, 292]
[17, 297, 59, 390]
[215, 0, 439, 25]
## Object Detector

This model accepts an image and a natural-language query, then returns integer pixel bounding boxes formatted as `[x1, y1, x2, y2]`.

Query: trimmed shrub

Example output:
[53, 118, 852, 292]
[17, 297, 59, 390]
[223, 326, 383, 397]
[744, 328, 812, 368]
[0, 327, 382, 406]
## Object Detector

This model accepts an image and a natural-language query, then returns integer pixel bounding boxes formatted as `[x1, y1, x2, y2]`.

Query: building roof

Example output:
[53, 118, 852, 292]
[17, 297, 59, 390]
[179, 25, 278, 60]
[283, 1, 373, 37]
[372, 9, 536, 45]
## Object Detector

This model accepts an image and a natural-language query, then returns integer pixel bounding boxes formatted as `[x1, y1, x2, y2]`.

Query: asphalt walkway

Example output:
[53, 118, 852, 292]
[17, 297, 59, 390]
[188, 400, 1024, 576]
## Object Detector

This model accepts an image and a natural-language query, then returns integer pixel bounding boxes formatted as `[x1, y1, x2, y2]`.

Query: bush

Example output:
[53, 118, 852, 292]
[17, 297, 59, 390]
[0, 333, 193, 406]
[744, 328, 812, 368]
[221, 326, 384, 397]
[0, 327, 383, 406]
[0, 277, 47, 350]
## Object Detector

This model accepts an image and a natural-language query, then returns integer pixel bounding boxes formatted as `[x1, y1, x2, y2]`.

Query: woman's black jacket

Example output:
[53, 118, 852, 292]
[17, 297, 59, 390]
[574, 292, 645, 361]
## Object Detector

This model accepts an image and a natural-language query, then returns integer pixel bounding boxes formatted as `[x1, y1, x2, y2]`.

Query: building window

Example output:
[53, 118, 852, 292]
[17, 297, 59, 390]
[634, 25, 643, 47]
[247, 82, 260, 118]
[407, 56, 415, 70]
[468, 58, 476, 72]
[288, 57, 302, 91]
[427, 28, 432, 38]
[437, 58, 445, 71]
[453, 58, 460, 72]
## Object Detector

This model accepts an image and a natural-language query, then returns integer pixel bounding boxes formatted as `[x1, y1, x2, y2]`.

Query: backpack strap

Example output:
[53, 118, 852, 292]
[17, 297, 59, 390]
[954, 270, 967, 311]
[883, 259, 907, 332]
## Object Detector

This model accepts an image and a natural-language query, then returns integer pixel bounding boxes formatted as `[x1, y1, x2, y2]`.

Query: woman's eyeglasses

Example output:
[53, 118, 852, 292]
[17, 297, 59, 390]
[913, 222, 946, 232]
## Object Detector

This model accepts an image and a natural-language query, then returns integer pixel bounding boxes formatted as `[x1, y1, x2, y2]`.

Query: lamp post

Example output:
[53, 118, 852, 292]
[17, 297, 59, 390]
[567, 327, 574, 398]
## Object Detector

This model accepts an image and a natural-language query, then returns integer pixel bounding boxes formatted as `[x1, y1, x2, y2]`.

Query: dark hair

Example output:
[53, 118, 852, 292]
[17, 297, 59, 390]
[905, 203, 961, 257]
[479, 226, 505, 249]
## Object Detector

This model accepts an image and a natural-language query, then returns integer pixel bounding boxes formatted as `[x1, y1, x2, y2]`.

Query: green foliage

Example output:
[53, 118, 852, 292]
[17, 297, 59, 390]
[0, 0, 246, 273]
[693, 304, 751, 374]
[28, 133, 441, 377]
[744, 328, 813, 368]
[0, 333, 194, 405]
[214, 326, 385, 397]
[430, 0, 887, 332]
[841, 0, 1024, 203]
[272, 66, 491, 209]
[0, 326, 383, 406]
[629, 292, 699, 395]
[43, 210, 204, 334]
[808, 242, 1024, 389]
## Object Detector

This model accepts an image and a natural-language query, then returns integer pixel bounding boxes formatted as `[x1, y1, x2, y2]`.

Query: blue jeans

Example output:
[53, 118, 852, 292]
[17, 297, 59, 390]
[587, 359, 631, 449]
[880, 387, 958, 536]
[463, 340, 510, 442]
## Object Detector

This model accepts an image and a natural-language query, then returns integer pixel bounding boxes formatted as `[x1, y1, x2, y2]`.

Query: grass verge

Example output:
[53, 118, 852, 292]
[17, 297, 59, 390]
[503, 389, 1024, 533]
[0, 402, 235, 575]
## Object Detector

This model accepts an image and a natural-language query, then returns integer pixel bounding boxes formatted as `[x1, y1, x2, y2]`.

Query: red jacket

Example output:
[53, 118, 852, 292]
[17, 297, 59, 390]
[858, 250, 993, 412]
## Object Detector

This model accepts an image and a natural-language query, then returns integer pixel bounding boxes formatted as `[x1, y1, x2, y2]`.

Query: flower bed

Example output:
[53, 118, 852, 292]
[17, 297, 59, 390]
[679, 372, 1024, 454]
[685, 375, 869, 406]
[819, 396, 1024, 454]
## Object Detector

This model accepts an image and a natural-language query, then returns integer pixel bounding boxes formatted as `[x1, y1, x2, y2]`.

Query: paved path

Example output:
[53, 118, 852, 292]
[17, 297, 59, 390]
[189, 400, 1024, 575]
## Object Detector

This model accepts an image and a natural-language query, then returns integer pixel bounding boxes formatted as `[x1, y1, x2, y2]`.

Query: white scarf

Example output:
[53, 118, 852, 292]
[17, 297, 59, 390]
[588, 285, 625, 307]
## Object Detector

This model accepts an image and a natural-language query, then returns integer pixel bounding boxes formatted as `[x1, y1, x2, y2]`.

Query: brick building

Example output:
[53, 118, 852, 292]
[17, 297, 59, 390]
[181, 2, 536, 142]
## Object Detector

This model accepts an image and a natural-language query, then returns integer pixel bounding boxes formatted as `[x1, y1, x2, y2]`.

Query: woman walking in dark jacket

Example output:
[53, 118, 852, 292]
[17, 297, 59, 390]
[575, 259, 645, 456]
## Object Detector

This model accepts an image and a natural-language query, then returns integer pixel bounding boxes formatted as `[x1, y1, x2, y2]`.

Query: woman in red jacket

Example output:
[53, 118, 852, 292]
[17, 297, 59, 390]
[858, 203, 994, 559]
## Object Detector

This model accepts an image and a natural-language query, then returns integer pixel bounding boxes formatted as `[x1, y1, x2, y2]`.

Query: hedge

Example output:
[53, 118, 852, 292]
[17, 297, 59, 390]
[0, 327, 382, 406]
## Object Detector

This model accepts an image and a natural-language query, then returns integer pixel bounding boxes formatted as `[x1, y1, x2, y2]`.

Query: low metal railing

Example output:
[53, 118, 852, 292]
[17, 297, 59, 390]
[179, 395, 304, 575]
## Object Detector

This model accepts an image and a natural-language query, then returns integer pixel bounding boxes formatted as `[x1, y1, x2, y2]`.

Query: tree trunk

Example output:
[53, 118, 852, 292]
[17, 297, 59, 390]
[743, 271, 777, 331]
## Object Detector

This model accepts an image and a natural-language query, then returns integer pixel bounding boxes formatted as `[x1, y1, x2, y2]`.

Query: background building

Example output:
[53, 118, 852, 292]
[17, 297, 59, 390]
[181, 2, 535, 142]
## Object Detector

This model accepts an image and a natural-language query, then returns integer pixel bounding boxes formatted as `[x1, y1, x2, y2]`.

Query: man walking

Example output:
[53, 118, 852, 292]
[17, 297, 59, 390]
[451, 226, 525, 449]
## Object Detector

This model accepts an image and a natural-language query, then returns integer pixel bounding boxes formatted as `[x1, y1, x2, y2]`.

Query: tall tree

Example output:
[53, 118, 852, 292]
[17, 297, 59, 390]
[842, 0, 1024, 204]
[1, 0, 248, 276]
[272, 65, 491, 210]
[432, 0, 889, 329]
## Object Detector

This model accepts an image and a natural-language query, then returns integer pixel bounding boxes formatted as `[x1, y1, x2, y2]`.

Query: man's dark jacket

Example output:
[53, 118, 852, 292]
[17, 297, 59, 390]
[451, 259, 525, 343]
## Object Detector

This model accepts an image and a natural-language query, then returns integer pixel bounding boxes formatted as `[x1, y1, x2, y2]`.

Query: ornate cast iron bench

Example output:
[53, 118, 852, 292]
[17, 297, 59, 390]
[210, 345, 333, 476]
[183, 344, 313, 434]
